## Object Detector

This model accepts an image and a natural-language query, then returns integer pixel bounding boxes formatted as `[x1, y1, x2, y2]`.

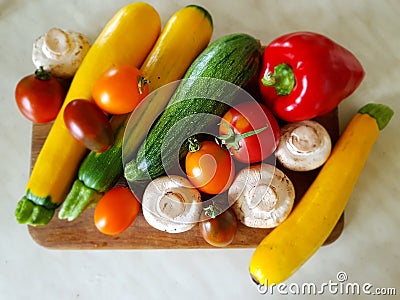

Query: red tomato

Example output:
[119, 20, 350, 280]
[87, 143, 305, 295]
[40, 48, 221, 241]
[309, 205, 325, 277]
[219, 101, 280, 163]
[63, 99, 114, 152]
[185, 140, 235, 195]
[94, 186, 140, 235]
[92, 65, 149, 114]
[15, 67, 65, 123]
[199, 206, 238, 247]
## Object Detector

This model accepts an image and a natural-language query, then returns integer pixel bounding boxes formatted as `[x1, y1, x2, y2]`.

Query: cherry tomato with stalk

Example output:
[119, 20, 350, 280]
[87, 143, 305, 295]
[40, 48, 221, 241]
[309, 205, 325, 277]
[199, 203, 238, 247]
[94, 186, 140, 235]
[92, 64, 149, 115]
[218, 101, 280, 164]
[15, 67, 65, 123]
[185, 138, 235, 195]
[63, 99, 114, 152]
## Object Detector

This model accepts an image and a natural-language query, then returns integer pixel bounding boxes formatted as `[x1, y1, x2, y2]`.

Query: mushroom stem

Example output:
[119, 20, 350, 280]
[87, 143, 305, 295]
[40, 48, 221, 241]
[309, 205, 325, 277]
[287, 124, 320, 154]
[247, 184, 278, 210]
[42, 28, 71, 59]
[158, 191, 186, 219]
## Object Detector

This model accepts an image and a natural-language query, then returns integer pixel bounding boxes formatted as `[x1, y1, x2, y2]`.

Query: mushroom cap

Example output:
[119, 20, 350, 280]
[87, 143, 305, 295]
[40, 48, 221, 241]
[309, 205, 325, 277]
[32, 27, 90, 78]
[275, 120, 331, 171]
[228, 164, 295, 228]
[142, 175, 202, 233]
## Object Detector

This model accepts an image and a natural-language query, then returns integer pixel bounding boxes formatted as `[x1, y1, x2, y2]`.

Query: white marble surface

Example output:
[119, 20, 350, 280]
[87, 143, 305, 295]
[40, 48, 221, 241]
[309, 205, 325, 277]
[1, 0, 399, 299]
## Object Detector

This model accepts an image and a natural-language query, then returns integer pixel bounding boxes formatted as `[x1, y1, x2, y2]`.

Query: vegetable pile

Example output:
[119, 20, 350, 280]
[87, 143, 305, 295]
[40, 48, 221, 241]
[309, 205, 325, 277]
[14, 1, 393, 288]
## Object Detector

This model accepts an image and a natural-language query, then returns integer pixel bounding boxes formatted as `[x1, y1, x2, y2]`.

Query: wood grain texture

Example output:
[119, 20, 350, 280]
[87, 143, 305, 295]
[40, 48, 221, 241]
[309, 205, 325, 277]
[28, 109, 344, 249]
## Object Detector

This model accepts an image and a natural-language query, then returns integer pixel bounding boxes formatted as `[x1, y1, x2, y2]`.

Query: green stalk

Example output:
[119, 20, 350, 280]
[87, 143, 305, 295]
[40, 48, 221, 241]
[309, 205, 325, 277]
[217, 121, 268, 150]
[261, 63, 295, 96]
[357, 103, 394, 130]
[58, 180, 103, 221]
[15, 197, 54, 226]
[34, 66, 51, 81]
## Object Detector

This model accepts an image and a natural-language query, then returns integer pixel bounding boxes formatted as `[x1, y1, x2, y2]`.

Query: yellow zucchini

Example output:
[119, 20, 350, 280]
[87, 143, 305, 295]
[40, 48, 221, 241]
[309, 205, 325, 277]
[123, 4, 213, 159]
[141, 4, 213, 88]
[16, 2, 161, 225]
[249, 103, 394, 286]
[58, 4, 214, 221]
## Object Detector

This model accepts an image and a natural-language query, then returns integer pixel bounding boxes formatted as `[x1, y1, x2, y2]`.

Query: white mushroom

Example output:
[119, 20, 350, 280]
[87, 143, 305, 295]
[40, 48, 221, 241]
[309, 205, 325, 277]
[228, 164, 295, 228]
[142, 175, 202, 233]
[32, 27, 90, 78]
[275, 120, 331, 171]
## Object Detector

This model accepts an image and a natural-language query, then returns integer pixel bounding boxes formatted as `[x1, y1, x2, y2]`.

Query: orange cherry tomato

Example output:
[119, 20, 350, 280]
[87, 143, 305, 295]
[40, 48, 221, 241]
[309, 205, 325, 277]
[199, 205, 238, 247]
[185, 139, 235, 195]
[92, 65, 149, 114]
[94, 186, 140, 235]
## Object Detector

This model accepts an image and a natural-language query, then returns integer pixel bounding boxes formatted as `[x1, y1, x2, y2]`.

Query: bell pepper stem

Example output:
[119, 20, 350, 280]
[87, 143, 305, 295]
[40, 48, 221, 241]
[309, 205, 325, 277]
[261, 63, 295, 96]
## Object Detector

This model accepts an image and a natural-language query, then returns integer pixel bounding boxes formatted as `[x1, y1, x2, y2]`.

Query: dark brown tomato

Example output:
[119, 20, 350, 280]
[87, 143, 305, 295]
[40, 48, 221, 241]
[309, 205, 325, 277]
[199, 207, 238, 247]
[63, 99, 114, 152]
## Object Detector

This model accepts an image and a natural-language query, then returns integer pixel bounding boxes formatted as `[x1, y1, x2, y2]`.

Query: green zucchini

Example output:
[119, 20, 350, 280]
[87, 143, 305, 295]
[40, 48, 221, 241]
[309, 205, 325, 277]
[124, 33, 262, 183]
[77, 114, 128, 192]
[58, 114, 127, 221]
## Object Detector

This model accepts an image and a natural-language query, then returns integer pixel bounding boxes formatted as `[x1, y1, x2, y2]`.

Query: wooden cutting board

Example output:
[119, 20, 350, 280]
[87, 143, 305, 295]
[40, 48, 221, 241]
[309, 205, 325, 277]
[28, 109, 344, 249]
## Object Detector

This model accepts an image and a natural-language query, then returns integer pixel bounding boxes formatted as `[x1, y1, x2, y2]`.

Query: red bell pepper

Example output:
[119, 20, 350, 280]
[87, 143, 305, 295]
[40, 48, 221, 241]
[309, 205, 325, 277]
[259, 32, 365, 122]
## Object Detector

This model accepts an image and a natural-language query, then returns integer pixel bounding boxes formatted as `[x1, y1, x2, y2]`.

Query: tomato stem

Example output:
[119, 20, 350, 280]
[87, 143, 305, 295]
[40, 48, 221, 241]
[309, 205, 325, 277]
[137, 75, 150, 95]
[34, 66, 51, 81]
[188, 137, 201, 152]
[217, 121, 269, 150]
[203, 202, 222, 219]
[261, 63, 295, 96]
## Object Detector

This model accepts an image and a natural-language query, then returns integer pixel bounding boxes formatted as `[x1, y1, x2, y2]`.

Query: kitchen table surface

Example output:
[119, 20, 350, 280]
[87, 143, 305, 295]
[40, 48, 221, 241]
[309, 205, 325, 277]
[1, 0, 399, 299]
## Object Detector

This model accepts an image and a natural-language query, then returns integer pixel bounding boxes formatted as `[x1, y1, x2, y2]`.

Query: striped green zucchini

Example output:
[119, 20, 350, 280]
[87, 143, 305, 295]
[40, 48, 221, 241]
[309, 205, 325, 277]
[124, 33, 262, 183]
[58, 114, 128, 221]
